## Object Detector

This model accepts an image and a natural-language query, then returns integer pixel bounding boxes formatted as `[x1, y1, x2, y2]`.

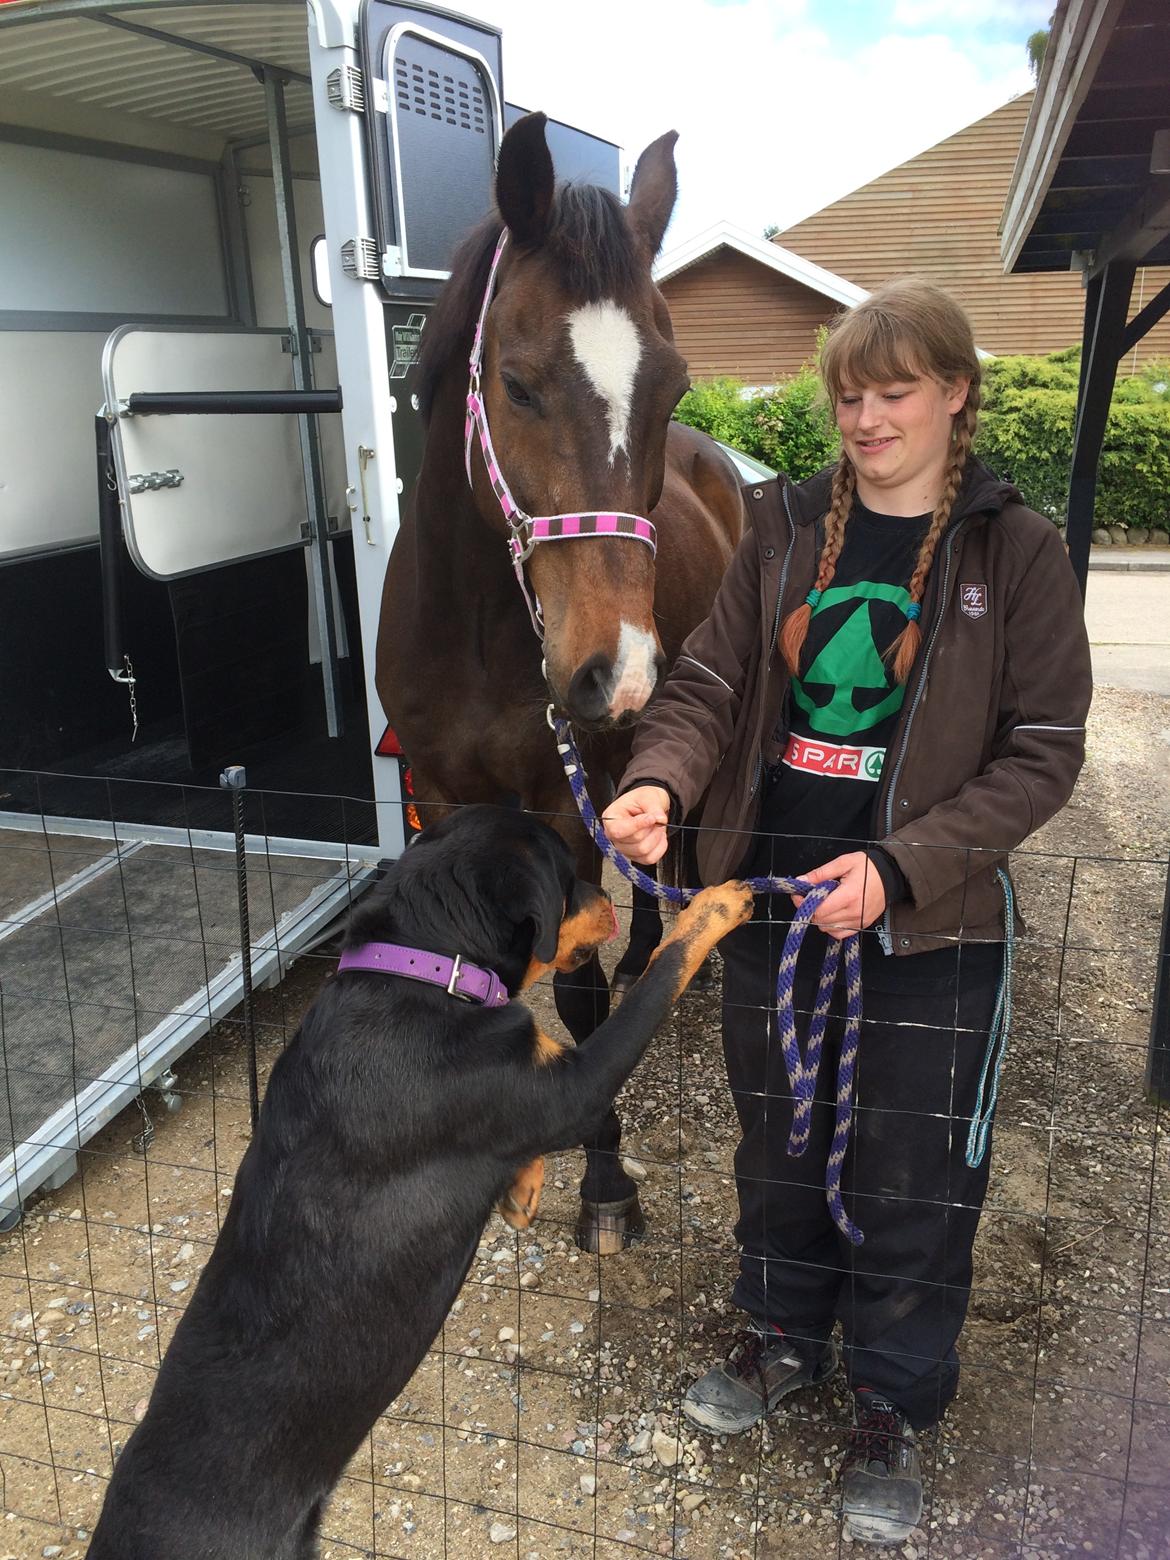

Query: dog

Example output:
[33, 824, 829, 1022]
[87, 804, 752, 1559]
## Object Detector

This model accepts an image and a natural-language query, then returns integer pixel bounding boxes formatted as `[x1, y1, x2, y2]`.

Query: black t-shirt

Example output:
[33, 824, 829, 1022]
[756, 498, 929, 882]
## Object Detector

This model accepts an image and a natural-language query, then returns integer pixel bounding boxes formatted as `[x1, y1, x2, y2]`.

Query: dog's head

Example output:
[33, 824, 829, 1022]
[347, 805, 617, 996]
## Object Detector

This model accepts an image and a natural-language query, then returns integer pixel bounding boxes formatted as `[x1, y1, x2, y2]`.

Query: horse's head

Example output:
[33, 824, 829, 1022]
[470, 114, 690, 729]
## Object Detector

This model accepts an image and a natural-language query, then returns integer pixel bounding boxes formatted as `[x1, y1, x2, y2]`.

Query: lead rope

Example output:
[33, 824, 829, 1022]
[552, 714, 865, 1244]
[965, 868, 1016, 1169]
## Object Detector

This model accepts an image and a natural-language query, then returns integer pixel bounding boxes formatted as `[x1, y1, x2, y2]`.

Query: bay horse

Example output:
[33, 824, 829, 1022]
[375, 112, 744, 1253]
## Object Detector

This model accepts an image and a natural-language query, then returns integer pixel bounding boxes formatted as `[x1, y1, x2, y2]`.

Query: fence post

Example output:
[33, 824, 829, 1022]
[220, 765, 260, 1129]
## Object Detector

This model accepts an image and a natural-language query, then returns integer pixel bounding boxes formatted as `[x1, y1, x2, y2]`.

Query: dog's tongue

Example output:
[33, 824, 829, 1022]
[607, 902, 620, 942]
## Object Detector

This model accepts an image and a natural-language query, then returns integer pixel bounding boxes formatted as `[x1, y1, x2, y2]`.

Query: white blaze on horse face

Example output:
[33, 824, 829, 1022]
[567, 302, 642, 464]
[609, 621, 659, 719]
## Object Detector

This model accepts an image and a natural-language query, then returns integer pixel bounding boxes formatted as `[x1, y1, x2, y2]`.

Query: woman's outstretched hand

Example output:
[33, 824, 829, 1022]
[601, 786, 672, 865]
[792, 851, 887, 939]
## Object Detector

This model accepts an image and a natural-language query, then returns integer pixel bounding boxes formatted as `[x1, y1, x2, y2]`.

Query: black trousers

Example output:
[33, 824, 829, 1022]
[720, 903, 1004, 1430]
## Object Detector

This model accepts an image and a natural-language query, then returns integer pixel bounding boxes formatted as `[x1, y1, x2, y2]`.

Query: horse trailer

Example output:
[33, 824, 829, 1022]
[0, 0, 625, 1225]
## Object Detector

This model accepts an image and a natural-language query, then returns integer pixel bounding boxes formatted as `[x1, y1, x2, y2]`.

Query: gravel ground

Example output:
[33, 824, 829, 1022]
[1, 685, 1167, 1560]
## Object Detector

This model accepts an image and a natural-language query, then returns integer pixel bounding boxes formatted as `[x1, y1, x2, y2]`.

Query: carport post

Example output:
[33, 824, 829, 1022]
[1064, 259, 1135, 598]
[264, 68, 344, 739]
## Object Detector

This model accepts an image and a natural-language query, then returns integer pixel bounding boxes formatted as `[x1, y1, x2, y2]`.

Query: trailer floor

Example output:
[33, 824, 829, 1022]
[0, 820, 378, 1226]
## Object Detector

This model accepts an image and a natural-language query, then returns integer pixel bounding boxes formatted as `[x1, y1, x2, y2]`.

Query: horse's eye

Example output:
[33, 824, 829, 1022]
[502, 374, 532, 407]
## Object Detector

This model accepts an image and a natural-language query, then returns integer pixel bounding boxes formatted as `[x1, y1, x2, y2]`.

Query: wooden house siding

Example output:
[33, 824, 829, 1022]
[660, 249, 840, 383]
[774, 94, 1170, 363]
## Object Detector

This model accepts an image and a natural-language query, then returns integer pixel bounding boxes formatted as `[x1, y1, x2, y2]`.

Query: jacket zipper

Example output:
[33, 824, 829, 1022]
[877, 522, 963, 954]
[749, 484, 800, 806]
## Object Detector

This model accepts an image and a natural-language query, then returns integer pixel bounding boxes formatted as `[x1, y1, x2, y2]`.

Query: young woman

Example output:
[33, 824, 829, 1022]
[603, 279, 1092, 1546]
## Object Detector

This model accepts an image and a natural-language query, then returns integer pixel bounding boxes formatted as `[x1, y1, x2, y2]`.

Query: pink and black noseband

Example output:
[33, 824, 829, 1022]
[463, 230, 657, 641]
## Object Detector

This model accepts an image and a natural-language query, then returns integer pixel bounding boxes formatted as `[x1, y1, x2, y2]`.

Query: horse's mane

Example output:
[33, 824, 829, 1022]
[417, 183, 642, 421]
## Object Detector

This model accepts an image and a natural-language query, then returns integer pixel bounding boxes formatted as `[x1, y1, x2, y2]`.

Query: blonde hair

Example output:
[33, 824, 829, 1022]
[778, 278, 981, 684]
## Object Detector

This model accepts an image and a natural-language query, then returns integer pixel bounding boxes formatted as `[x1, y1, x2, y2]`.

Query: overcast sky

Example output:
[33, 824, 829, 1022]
[453, 0, 1051, 246]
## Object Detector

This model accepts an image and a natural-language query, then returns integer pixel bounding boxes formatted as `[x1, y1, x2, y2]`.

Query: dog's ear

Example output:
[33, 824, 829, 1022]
[524, 869, 565, 964]
[492, 854, 564, 964]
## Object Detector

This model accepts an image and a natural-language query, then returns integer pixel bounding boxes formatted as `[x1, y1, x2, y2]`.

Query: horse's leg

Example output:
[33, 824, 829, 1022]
[551, 954, 645, 1254]
[536, 823, 643, 1255]
[610, 881, 663, 997]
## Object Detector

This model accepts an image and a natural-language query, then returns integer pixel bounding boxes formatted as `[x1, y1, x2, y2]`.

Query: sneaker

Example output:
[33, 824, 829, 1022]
[682, 1326, 837, 1435]
[840, 1390, 923, 1546]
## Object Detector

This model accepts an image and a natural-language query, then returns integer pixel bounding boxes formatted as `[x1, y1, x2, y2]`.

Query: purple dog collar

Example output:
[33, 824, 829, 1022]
[336, 942, 509, 1007]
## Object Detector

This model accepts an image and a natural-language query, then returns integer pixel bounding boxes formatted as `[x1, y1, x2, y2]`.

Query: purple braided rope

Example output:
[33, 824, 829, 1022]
[553, 716, 864, 1244]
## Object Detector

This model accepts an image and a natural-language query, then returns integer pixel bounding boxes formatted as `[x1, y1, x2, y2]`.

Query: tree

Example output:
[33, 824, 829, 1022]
[1027, 13, 1055, 79]
[763, 223, 780, 241]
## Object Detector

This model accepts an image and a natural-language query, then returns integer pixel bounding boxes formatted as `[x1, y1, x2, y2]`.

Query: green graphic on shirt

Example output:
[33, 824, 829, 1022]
[790, 580, 911, 738]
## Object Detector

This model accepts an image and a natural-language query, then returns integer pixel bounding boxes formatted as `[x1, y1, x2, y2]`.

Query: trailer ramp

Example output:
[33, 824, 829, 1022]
[0, 815, 379, 1226]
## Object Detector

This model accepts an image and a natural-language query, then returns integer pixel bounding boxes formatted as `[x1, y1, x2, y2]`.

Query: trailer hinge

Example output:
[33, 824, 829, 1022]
[340, 237, 380, 282]
[326, 64, 365, 114]
[128, 469, 183, 494]
[300, 516, 341, 541]
[281, 332, 323, 355]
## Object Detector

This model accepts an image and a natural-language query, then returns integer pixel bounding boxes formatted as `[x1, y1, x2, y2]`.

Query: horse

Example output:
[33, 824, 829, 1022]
[375, 111, 745, 1254]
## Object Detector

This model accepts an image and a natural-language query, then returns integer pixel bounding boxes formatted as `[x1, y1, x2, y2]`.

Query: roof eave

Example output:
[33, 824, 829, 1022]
[1000, 0, 1127, 273]
[654, 220, 867, 309]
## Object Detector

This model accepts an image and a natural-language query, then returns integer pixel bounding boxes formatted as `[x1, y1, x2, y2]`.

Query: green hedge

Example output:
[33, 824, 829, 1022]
[675, 369, 839, 483]
[675, 350, 1170, 528]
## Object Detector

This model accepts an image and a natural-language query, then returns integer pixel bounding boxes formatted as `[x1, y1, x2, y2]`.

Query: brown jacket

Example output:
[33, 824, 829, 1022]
[621, 460, 1093, 953]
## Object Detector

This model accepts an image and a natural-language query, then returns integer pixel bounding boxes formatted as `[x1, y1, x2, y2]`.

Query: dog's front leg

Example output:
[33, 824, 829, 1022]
[517, 882, 753, 1155]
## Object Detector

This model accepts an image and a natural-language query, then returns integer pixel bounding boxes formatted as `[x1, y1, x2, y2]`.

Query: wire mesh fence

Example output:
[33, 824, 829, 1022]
[0, 760, 1166, 1560]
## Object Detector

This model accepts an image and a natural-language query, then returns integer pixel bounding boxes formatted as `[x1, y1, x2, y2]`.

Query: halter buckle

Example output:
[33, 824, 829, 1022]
[509, 515, 535, 562]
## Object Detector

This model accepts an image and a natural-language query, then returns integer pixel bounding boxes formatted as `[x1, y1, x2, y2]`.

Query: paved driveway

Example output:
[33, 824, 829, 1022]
[1083, 571, 1170, 695]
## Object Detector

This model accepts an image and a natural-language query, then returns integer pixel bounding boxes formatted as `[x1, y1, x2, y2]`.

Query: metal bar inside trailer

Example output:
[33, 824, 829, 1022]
[123, 390, 343, 415]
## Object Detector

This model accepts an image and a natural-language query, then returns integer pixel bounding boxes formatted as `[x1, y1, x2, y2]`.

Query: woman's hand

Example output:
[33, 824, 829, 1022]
[792, 852, 887, 939]
[602, 786, 672, 865]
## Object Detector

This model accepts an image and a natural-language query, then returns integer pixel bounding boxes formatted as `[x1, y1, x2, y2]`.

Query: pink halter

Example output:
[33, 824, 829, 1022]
[464, 230, 657, 638]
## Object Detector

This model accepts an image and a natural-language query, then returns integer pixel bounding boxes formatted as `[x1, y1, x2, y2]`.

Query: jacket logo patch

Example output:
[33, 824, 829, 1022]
[960, 583, 988, 619]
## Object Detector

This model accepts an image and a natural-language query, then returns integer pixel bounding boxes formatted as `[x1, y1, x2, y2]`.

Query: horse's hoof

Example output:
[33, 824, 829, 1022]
[575, 1193, 646, 1256]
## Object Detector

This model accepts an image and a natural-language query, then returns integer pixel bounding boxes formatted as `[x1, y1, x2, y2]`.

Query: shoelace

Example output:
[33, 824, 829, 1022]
[847, 1399, 906, 1472]
[729, 1328, 791, 1409]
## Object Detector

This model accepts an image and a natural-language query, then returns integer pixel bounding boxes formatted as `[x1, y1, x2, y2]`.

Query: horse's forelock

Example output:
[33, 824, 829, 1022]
[416, 184, 644, 421]
[544, 184, 642, 304]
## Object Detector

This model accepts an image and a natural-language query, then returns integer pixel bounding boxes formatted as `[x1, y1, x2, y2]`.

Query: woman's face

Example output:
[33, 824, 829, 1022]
[834, 372, 970, 513]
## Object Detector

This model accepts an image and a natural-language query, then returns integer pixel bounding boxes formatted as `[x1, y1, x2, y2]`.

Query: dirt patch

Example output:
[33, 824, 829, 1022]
[1, 687, 1168, 1559]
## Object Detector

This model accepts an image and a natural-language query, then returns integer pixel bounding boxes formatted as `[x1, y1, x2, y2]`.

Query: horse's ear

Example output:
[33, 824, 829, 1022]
[496, 111, 555, 249]
[626, 131, 679, 263]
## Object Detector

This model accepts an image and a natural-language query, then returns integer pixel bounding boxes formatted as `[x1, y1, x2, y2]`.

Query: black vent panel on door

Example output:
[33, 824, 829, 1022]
[360, 2, 503, 300]
[394, 52, 487, 134]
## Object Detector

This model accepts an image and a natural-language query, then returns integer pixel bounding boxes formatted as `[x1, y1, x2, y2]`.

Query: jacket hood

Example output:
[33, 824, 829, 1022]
[785, 456, 1022, 529]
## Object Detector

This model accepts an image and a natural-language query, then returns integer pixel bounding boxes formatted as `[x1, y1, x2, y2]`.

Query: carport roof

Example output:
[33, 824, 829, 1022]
[1001, 0, 1170, 276]
[0, 1, 315, 143]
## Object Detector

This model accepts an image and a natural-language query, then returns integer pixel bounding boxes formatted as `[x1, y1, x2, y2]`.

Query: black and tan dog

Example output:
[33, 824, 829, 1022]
[88, 805, 751, 1560]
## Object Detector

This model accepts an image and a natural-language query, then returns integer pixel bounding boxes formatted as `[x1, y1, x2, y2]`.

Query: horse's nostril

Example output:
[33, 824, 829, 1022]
[566, 654, 612, 725]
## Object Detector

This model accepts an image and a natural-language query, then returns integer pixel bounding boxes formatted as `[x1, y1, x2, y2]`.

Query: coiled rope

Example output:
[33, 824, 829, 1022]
[552, 715, 865, 1245]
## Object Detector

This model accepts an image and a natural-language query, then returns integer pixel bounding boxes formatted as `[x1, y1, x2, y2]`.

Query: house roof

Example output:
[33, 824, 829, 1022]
[1001, 0, 1170, 275]
[653, 220, 869, 309]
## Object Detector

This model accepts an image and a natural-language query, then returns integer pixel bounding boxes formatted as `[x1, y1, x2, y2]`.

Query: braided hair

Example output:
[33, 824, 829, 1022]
[778, 278, 982, 682]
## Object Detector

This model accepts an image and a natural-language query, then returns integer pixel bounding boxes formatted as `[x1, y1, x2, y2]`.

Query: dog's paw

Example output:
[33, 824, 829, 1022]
[675, 881, 754, 944]
[498, 1157, 545, 1229]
